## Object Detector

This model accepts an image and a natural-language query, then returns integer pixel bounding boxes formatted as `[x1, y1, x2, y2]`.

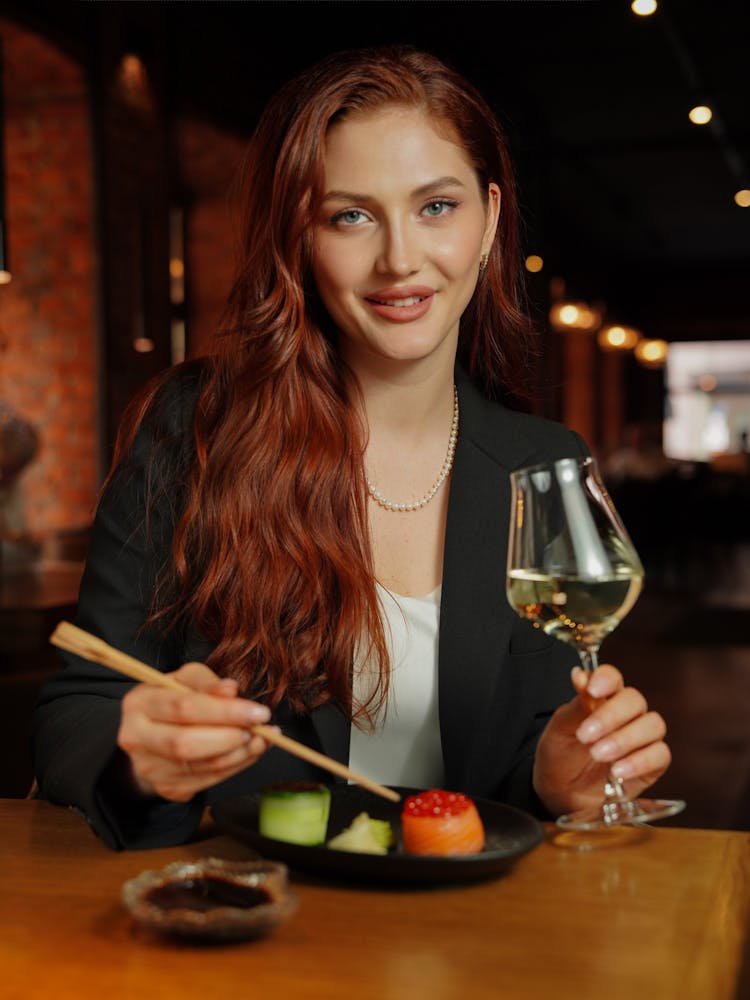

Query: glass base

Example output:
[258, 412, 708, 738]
[556, 796, 686, 831]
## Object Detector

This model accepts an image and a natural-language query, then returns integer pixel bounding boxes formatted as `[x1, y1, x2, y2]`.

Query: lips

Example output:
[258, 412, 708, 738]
[371, 295, 424, 307]
[364, 286, 434, 323]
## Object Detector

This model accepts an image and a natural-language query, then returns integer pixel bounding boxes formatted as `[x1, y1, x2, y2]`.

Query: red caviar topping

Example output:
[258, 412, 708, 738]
[403, 789, 473, 818]
[401, 789, 485, 856]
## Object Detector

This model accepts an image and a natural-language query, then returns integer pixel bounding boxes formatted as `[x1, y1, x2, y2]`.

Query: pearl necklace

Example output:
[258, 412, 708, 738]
[366, 385, 459, 512]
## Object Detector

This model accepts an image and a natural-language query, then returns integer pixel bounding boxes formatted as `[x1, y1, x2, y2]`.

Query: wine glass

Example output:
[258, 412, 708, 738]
[506, 455, 685, 830]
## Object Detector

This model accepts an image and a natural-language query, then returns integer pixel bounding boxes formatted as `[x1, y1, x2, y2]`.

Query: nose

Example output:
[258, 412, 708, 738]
[375, 218, 422, 276]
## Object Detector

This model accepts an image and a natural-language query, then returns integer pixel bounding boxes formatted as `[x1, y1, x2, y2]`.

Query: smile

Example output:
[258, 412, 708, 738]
[370, 296, 425, 307]
[365, 291, 434, 324]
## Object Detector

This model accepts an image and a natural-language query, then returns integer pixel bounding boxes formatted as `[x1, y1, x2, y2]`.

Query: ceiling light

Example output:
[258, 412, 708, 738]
[635, 339, 668, 368]
[524, 254, 544, 273]
[734, 189, 750, 208]
[549, 301, 600, 333]
[631, 0, 657, 14]
[597, 324, 641, 351]
[688, 105, 713, 125]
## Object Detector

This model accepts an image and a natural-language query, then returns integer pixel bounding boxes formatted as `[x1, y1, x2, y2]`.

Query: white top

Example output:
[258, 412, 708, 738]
[348, 583, 444, 788]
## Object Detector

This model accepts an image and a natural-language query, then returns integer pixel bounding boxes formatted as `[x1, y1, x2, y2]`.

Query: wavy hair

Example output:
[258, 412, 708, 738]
[108, 44, 537, 724]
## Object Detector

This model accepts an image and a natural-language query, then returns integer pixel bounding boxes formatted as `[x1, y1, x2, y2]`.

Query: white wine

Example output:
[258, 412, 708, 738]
[507, 570, 643, 650]
[505, 457, 685, 830]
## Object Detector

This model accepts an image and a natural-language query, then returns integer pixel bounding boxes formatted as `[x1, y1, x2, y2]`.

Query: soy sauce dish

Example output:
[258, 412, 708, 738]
[121, 857, 299, 942]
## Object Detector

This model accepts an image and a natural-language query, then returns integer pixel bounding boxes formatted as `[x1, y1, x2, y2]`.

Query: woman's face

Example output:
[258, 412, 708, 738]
[311, 105, 500, 375]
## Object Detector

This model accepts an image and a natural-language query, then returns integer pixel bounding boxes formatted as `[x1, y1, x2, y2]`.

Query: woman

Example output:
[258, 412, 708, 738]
[31, 44, 671, 850]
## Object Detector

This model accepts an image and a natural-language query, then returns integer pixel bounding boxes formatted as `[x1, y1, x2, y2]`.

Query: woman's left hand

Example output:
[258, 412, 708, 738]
[533, 664, 672, 817]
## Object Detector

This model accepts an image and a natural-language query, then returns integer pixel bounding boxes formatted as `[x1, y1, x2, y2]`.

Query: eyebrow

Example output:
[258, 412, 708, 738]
[321, 175, 467, 204]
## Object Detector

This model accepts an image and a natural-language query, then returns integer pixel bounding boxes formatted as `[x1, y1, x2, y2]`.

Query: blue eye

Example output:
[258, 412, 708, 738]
[331, 209, 367, 226]
[423, 199, 458, 218]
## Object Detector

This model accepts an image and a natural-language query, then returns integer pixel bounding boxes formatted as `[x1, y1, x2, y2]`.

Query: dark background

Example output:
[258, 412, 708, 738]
[8, 0, 750, 347]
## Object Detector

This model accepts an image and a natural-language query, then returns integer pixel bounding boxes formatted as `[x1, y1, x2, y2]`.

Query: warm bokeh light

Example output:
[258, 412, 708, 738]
[120, 53, 147, 90]
[734, 189, 750, 208]
[171, 318, 186, 364]
[133, 337, 155, 353]
[549, 300, 600, 333]
[560, 305, 579, 324]
[698, 373, 717, 392]
[524, 254, 544, 273]
[169, 208, 185, 305]
[116, 52, 153, 113]
[0, 270, 11, 285]
[597, 324, 641, 351]
[688, 105, 713, 125]
[635, 338, 668, 368]
[631, 0, 657, 14]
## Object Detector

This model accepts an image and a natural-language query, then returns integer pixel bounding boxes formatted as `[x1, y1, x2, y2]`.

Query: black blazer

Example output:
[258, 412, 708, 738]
[31, 365, 588, 849]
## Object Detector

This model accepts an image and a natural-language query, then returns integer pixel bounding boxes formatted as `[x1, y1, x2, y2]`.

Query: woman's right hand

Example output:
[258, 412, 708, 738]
[117, 662, 276, 802]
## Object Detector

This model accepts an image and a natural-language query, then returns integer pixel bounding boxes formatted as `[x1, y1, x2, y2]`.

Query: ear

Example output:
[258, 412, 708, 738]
[481, 183, 501, 256]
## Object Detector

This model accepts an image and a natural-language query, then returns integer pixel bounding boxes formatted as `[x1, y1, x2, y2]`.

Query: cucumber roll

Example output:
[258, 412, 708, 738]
[258, 781, 332, 846]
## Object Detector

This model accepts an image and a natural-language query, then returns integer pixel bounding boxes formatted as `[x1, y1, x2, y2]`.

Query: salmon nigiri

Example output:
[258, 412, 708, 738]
[401, 789, 485, 856]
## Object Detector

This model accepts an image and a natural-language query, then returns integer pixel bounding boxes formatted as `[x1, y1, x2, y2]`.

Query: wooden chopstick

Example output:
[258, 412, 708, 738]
[49, 620, 400, 803]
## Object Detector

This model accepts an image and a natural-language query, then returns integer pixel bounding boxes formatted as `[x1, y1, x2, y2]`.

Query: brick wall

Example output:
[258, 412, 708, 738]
[0, 16, 252, 544]
[0, 18, 98, 538]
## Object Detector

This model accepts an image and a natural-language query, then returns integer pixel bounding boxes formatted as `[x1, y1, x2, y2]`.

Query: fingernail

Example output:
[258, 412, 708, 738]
[611, 761, 634, 779]
[242, 704, 271, 725]
[590, 739, 616, 762]
[586, 677, 607, 698]
[577, 718, 602, 742]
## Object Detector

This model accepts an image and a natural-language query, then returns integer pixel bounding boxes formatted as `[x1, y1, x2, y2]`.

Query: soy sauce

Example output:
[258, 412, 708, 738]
[146, 876, 272, 913]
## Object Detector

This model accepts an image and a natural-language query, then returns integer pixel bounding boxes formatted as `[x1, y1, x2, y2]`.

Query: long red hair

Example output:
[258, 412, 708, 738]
[108, 45, 537, 724]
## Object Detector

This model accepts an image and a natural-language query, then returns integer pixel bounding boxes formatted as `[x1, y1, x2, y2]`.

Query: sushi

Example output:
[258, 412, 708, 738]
[258, 780, 332, 846]
[401, 789, 485, 856]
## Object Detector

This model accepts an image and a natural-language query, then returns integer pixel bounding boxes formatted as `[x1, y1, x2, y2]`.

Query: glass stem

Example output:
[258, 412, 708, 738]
[577, 646, 598, 675]
[578, 645, 643, 824]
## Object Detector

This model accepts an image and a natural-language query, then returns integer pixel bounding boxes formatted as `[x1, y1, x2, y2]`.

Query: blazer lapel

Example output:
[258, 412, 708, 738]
[438, 373, 538, 787]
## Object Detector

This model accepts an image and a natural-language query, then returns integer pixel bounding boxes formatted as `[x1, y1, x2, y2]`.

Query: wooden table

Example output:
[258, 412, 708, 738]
[2, 799, 749, 1000]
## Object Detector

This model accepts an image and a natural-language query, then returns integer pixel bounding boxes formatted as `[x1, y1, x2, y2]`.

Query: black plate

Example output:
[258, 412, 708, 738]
[210, 785, 545, 886]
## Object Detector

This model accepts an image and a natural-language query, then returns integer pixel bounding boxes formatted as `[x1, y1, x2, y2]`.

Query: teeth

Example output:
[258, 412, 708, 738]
[374, 296, 424, 307]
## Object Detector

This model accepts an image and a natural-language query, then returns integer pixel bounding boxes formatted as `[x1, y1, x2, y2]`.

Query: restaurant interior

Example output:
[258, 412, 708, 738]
[0, 0, 748, 833]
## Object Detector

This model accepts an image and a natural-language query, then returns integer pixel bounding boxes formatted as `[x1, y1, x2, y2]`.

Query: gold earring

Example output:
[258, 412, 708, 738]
[479, 252, 489, 273]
